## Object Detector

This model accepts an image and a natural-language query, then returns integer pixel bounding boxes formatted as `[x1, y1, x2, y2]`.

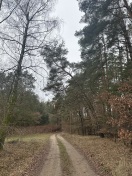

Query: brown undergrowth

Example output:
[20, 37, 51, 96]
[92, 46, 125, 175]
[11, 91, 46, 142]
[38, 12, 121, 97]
[0, 134, 51, 176]
[62, 133, 132, 176]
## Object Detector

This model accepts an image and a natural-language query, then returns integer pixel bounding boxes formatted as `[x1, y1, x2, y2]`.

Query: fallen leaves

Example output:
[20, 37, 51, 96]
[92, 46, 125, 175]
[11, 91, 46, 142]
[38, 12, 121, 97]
[0, 134, 51, 176]
[62, 133, 132, 176]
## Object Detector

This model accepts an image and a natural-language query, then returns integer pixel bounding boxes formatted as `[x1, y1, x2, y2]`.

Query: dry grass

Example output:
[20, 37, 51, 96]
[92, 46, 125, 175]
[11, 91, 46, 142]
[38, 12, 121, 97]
[8, 125, 60, 136]
[62, 133, 132, 176]
[0, 134, 51, 176]
[57, 138, 74, 176]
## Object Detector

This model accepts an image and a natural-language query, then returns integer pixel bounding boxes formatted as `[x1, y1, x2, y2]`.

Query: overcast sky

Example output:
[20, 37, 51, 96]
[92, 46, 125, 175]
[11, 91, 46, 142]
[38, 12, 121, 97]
[54, 0, 84, 62]
[37, 0, 84, 100]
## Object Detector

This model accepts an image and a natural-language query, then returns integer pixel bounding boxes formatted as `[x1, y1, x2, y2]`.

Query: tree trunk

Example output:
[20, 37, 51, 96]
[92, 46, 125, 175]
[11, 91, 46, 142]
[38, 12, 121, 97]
[0, 127, 6, 150]
[119, 15, 132, 61]
[0, 0, 3, 10]
[123, 0, 132, 19]
[0, 16, 29, 149]
[69, 111, 72, 134]
[79, 110, 85, 136]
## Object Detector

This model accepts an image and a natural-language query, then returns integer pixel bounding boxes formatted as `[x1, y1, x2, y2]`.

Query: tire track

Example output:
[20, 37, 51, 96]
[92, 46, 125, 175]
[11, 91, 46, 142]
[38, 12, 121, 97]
[57, 134, 98, 176]
[40, 134, 98, 176]
[39, 134, 61, 176]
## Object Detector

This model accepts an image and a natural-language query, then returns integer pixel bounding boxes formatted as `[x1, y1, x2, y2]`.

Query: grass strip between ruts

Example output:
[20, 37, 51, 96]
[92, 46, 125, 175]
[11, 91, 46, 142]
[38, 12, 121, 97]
[57, 137, 74, 176]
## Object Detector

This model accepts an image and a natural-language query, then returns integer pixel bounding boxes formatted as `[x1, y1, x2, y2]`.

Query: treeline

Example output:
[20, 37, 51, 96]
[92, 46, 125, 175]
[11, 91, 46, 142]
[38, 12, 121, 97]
[0, 71, 50, 127]
[43, 0, 132, 146]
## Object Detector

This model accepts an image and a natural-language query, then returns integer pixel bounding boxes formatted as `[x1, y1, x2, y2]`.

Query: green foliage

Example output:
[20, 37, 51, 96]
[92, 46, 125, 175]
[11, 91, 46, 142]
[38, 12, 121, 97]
[39, 113, 49, 125]
[41, 41, 71, 96]
[0, 71, 40, 127]
[38, 0, 132, 144]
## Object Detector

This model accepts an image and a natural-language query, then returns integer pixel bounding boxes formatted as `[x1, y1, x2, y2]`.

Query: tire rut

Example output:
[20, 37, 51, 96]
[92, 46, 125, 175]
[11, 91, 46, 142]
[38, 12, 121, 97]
[40, 134, 98, 176]
[57, 134, 98, 176]
[39, 134, 61, 176]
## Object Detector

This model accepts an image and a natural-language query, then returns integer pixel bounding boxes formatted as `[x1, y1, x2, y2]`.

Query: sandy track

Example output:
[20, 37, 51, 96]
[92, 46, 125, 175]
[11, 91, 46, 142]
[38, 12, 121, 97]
[40, 134, 98, 176]
[39, 134, 62, 176]
[58, 135, 98, 176]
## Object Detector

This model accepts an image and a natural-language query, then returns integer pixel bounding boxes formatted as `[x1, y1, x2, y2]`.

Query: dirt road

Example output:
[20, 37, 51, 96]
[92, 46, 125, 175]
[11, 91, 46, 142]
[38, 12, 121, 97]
[39, 135, 62, 176]
[39, 134, 98, 176]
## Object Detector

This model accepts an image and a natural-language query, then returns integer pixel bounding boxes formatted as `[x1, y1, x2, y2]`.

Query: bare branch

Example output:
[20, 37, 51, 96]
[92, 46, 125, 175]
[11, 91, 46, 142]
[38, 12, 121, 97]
[0, 65, 17, 73]
[0, 0, 21, 24]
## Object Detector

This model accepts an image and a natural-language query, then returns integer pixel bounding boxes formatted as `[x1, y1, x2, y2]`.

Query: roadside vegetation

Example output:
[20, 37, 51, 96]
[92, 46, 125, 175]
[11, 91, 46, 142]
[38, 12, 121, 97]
[57, 138, 74, 176]
[0, 134, 51, 176]
[42, 0, 132, 148]
[62, 133, 132, 176]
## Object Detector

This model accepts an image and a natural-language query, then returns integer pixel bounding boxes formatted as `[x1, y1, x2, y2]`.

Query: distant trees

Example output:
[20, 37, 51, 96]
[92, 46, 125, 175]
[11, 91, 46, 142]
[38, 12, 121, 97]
[0, 71, 51, 138]
[42, 42, 95, 135]
[0, 72, 34, 122]
[75, 0, 132, 142]
[42, 41, 99, 133]
[43, 0, 132, 145]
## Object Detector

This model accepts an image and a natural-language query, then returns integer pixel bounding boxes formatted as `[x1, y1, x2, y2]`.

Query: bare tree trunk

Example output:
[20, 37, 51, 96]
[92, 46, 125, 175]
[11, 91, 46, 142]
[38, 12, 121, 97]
[78, 110, 85, 136]
[0, 0, 3, 10]
[119, 15, 132, 62]
[0, 127, 6, 150]
[123, 0, 132, 19]
[0, 0, 57, 149]
[0, 16, 29, 149]
[69, 111, 72, 134]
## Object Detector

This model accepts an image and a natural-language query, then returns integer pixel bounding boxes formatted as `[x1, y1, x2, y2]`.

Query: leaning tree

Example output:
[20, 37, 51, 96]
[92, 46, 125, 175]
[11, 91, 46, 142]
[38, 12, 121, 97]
[0, 0, 58, 149]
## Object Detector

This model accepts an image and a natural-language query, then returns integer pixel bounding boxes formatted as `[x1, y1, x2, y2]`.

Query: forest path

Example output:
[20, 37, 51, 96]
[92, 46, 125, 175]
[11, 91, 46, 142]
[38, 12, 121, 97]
[39, 134, 98, 176]
[39, 134, 62, 176]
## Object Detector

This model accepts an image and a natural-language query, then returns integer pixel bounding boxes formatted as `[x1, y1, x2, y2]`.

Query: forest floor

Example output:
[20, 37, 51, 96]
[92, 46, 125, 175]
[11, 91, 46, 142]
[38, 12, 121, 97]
[62, 133, 132, 176]
[0, 134, 51, 176]
[0, 133, 131, 176]
[39, 134, 97, 176]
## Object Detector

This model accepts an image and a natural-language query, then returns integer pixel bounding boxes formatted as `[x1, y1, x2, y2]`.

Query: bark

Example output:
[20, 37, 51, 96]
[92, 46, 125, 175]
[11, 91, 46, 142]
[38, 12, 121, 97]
[119, 13, 132, 61]
[78, 110, 85, 136]
[118, 46, 123, 82]
[69, 111, 72, 134]
[102, 34, 109, 90]
[0, 0, 3, 10]
[0, 127, 6, 150]
[123, 0, 132, 19]
[122, 24, 132, 62]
